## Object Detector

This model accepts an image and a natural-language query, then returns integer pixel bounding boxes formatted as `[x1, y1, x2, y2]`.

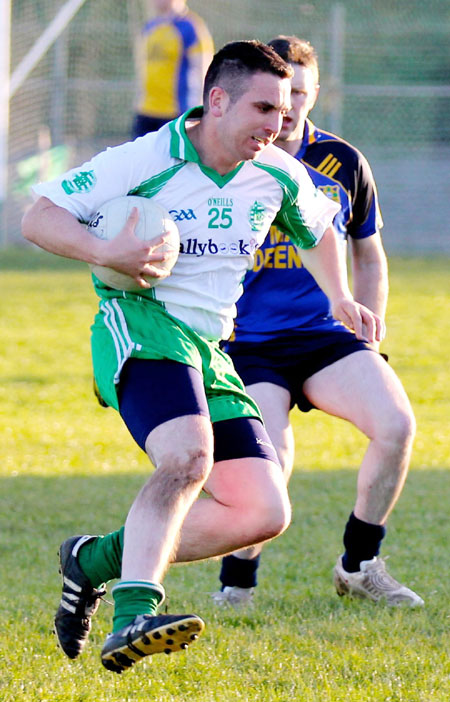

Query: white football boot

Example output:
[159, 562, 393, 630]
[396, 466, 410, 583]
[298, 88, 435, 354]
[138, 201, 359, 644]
[211, 586, 255, 608]
[333, 555, 424, 607]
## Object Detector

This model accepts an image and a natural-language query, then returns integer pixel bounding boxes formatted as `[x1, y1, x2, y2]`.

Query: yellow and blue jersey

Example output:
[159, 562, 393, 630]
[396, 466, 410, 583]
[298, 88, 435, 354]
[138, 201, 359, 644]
[136, 9, 213, 119]
[227, 120, 383, 343]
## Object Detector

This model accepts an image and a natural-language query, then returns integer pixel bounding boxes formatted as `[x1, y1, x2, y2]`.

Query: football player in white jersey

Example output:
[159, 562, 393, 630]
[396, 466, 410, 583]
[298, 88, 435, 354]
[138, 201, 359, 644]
[22, 40, 383, 673]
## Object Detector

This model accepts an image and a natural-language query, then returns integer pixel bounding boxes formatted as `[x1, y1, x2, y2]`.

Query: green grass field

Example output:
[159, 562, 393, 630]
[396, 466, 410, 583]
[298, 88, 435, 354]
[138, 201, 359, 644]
[0, 250, 449, 701]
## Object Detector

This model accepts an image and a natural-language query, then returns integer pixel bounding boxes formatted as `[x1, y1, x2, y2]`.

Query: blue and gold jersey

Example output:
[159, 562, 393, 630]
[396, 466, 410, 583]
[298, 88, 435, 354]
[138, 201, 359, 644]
[228, 120, 383, 342]
[136, 8, 213, 119]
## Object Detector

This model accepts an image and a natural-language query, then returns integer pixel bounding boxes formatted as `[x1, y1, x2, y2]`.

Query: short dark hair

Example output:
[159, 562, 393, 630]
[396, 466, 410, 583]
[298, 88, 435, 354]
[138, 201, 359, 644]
[203, 40, 293, 111]
[268, 35, 319, 85]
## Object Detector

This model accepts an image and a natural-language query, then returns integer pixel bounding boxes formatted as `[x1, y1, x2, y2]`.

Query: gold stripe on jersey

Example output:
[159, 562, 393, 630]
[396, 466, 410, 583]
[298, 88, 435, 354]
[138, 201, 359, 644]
[317, 153, 334, 171]
[317, 153, 342, 178]
[326, 159, 342, 178]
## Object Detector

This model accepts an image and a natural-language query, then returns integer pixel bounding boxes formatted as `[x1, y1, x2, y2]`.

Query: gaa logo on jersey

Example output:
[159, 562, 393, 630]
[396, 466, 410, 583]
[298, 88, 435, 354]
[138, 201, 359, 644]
[248, 201, 267, 231]
[61, 170, 97, 195]
[169, 209, 197, 221]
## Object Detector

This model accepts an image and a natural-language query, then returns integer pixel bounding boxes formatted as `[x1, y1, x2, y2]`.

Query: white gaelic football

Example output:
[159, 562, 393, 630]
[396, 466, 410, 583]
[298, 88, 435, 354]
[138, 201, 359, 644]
[87, 195, 180, 290]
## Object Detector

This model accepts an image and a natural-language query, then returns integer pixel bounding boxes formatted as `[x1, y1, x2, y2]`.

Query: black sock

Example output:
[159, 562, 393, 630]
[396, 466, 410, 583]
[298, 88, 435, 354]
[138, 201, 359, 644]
[342, 512, 386, 573]
[219, 554, 260, 589]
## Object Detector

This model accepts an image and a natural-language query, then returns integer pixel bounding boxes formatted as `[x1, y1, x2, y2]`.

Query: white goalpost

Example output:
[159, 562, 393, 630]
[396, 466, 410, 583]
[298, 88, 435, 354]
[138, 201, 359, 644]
[2, 0, 89, 244]
[3, 0, 147, 246]
[10, 0, 89, 98]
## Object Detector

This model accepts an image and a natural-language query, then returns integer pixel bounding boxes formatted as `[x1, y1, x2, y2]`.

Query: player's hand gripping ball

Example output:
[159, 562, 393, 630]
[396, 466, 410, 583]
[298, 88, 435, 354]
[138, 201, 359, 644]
[87, 195, 180, 290]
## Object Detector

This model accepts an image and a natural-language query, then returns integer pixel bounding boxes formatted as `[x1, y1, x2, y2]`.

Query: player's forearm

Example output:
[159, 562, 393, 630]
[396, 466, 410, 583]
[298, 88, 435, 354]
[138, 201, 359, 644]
[301, 226, 352, 304]
[351, 235, 389, 319]
[22, 196, 104, 265]
[352, 260, 388, 319]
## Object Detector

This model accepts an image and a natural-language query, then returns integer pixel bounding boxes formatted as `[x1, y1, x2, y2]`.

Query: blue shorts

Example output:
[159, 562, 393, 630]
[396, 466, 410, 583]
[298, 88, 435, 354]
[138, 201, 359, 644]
[225, 328, 375, 412]
[118, 358, 279, 464]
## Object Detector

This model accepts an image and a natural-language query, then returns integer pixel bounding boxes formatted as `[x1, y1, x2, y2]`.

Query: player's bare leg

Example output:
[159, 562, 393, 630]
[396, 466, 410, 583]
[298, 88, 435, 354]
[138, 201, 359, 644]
[55, 413, 213, 668]
[303, 351, 423, 605]
[212, 384, 292, 604]
[103, 413, 214, 672]
[214, 351, 423, 607]
[55, 411, 291, 668]
[122, 414, 214, 583]
[102, 412, 291, 671]
[225, 384, 293, 568]
[120, 413, 290, 569]
[175, 455, 291, 562]
[303, 351, 415, 525]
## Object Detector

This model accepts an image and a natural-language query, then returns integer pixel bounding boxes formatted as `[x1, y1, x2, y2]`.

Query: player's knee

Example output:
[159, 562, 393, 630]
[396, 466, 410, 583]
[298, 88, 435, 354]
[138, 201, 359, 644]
[250, 488, 292, 542]
[155, 446, 213, 489]
[397, 406, 416, 447]
[270, 497, 292, 537]
[261, 502, 291, 542]
[382, 404, 416, 451]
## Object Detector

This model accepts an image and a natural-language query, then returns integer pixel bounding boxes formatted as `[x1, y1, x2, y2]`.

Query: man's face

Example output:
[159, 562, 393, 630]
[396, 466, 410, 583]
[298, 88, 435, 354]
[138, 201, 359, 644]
[276, 64, 319, 144]
[216, 72, 291, 164]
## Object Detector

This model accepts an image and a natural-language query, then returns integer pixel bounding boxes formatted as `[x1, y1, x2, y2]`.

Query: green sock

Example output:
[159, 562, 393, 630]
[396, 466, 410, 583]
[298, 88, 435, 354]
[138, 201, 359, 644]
[112, 581, 165, 632]
[77, 527, 124, 587]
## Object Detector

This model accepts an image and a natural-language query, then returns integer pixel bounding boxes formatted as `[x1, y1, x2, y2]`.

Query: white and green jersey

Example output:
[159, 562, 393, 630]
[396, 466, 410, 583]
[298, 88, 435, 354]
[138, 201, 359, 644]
[33, 107, 340, 341]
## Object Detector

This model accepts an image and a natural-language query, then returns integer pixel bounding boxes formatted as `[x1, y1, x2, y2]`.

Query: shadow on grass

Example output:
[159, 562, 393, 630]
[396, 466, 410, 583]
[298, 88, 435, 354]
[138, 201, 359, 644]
[1, 468, 448, 580]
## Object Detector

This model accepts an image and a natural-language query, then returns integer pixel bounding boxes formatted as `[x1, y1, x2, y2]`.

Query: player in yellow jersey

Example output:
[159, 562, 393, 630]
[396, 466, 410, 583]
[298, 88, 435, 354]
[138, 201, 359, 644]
[132, 0, 213, 138]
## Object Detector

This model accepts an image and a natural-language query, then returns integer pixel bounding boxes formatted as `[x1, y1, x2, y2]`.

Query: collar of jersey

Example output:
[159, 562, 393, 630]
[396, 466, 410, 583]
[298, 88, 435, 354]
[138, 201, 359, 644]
[169, 107, 245, 187]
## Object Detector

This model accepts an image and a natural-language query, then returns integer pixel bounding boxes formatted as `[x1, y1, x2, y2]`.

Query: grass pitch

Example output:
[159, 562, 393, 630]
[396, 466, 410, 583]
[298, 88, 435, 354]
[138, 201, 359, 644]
[0, 250, 449, 701]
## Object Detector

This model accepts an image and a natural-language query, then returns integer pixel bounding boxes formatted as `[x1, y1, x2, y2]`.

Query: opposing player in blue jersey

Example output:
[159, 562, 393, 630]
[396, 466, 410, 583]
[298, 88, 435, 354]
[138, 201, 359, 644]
[213, 36, 423, 608]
